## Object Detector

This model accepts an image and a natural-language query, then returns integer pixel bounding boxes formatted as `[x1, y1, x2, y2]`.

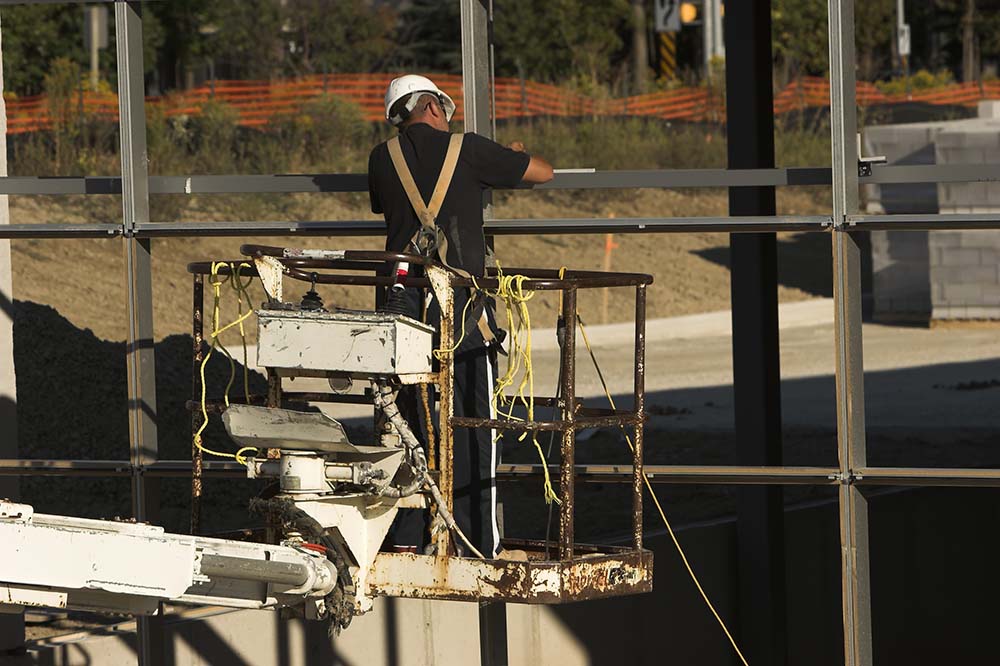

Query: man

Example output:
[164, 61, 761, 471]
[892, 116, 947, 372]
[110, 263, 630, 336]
[368, 74, 553, 558]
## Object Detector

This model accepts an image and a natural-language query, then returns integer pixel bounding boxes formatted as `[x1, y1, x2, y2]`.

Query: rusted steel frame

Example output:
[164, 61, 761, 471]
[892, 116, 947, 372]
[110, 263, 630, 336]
[186, 260, 259, 277]
[436, 271, 456, 556]
[419, 383, 437, 471]
[451, 412, 641, 432]
[484, 265, 654, 286]
[265, 369, 282, 459]
[497, 464, 841, 485]
[187, 258, 652, 291]
[368, 547, 652, 603]
[559, 287, 577, 561]
[186, 391, 373, 414]
[451, 274, 652, 292]
[239, 244, 428, 266]
[186, 259, 391, 278]
[506, 395, 582, 409]
[632, 285, 646, 551]
[191, 273, 204, 535]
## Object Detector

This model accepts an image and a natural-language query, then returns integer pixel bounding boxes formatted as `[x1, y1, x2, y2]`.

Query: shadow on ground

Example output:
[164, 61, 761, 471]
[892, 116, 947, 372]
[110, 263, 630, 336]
[692, 232, 834, 298]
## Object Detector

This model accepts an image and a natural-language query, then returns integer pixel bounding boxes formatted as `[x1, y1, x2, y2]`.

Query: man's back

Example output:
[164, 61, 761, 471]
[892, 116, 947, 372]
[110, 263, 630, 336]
[368, 124, 529, 276]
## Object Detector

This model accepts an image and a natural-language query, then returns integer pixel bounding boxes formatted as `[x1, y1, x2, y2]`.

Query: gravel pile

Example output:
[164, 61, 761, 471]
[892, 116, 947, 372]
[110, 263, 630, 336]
[13, 299, 267, 532]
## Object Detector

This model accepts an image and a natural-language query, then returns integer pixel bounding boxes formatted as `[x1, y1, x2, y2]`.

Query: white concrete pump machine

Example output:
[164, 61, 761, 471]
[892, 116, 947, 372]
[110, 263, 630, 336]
[1, 246, 653, 631]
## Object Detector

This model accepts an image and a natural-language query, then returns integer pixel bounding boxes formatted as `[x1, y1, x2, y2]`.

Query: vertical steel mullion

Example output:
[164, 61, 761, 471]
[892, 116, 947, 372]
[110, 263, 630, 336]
[463, 3, 507, 659]
[460, 0, 492, 137]
[116, 3, 162, 665]
[461, 0, 494, 219]
[828, 0, 874, 664]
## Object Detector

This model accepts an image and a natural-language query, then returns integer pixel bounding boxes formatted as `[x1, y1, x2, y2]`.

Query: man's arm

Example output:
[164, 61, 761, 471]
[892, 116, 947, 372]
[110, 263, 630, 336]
[508, 141, 553, 184]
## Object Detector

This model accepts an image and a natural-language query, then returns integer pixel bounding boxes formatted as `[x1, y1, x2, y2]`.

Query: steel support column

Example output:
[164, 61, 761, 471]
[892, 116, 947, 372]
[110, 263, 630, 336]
[724, 1, 787, 663]
[828, 0, 874, 664]
[462, 2, 507, 661]
[116, 3, 162, 665]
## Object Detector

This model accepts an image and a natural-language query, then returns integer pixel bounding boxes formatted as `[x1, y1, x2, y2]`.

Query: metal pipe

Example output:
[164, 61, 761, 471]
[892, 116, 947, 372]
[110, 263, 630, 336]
[437, 271, 455, 556]
[199, 554, 310, 588]
[632, 285, 646, 551]
[191, 273, 204, 535]
[558, 287, 577, 561]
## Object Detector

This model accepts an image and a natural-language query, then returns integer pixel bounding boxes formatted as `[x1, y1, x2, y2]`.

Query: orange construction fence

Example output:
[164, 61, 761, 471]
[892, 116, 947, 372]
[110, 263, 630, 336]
[6, 74, 1000, 135]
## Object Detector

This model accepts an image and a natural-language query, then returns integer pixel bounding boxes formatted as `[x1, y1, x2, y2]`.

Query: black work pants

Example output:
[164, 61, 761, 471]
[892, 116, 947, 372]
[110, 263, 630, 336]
[384, 287, 502, 557]
[451, 343, 501, 557]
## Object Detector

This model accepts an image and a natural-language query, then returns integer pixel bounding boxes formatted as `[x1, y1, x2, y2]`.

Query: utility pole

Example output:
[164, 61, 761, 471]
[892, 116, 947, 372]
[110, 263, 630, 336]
[84, 5, 108, 91]
[702, 0, 725, 76]
[897, 0, 910, 97]
[632, 0, 650, 94]
[962, 0, 977, 83]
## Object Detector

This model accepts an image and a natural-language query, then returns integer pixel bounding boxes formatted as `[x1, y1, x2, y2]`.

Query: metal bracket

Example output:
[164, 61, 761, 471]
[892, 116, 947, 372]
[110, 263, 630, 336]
[856, 133, 886, 178]
[829, 471, 863, 485]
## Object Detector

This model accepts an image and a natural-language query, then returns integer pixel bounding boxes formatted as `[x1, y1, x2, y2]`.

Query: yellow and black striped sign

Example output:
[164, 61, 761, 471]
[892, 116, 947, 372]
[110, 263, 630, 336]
[657, 31, 677, 80]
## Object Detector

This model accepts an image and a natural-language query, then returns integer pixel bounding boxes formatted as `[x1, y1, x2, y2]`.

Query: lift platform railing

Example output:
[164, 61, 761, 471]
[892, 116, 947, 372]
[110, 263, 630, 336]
[186, 247, 652, 568]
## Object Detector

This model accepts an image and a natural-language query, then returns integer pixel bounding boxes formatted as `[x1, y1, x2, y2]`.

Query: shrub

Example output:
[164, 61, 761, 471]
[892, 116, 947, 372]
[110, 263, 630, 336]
[875, 69, 956, 96]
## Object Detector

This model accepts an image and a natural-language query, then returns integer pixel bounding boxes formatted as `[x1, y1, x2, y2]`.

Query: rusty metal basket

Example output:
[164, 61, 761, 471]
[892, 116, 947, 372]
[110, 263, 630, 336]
[187, 246, 654, 604]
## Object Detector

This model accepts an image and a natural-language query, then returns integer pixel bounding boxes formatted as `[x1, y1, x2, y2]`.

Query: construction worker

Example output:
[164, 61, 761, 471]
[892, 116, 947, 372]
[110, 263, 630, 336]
[368, 74, 553, 558]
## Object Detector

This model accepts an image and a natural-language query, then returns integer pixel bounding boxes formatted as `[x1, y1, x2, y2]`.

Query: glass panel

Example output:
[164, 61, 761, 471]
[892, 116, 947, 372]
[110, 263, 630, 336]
[11, 237, 129, 460]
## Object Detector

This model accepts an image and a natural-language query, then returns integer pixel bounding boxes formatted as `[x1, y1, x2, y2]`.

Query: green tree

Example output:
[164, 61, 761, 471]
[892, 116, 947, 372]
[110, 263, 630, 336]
[146, 0, 210, 89]
[772, 0, 829, 81]
[494, 0, 630, 88]
[202, 0, 284, 80]
[772, 0, 894, 82]
[1, 6, 87, 95]
[394, 0, 463, 73]
[282, 0, 397, 75]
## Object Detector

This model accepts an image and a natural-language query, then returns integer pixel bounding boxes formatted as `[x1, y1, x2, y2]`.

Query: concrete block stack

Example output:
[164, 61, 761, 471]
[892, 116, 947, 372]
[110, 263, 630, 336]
[864, 101, 1000, 321]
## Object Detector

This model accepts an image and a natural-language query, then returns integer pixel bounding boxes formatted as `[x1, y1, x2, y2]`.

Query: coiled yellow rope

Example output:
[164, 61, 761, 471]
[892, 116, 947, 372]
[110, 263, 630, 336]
[192, 261, 259, 466]
[474, 263, 559, 505]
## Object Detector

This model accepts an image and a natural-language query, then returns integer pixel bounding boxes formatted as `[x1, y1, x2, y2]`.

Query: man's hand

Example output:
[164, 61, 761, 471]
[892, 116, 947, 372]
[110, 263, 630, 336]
[507, 141, 526, 153]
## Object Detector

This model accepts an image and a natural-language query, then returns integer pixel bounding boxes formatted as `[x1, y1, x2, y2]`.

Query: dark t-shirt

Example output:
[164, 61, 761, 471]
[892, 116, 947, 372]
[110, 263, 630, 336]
[368, 124, 530, 276]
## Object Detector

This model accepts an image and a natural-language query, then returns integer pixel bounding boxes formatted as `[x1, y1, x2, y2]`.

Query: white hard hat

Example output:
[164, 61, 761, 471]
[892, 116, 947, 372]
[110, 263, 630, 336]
[384, 75, 456, 126]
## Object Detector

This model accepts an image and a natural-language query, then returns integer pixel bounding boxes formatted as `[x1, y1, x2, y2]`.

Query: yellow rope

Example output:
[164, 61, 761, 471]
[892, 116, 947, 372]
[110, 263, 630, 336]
[576, 314, 750, 666]
[475, 264, 559, 505]
[193, 261, 259, 467]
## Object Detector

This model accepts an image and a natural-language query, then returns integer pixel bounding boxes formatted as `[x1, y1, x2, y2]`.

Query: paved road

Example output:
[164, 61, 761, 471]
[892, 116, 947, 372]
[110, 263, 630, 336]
[531, 299, 1000, 431]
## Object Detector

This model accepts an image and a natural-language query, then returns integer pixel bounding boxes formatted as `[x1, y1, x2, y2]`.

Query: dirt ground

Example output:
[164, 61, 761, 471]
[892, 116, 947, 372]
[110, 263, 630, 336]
[8, 188, 831, 342]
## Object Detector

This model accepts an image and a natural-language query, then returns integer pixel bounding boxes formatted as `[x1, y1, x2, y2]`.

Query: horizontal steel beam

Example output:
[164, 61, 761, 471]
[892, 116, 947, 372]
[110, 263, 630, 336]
[499, 464, 840, 485]
[854, 467, 1000, 487]
[0, 164, 995, 197]
[8, 459, 1000, 488]
[0, 224, 121, 239]
[866, 163, 1000, 185]
[131, 215, 830, 238]
[847, 213, 1000, 230]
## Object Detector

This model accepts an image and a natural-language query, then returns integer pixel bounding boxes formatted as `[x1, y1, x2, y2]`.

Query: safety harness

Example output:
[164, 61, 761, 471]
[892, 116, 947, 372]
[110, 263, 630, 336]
[387, 133, 496, 346]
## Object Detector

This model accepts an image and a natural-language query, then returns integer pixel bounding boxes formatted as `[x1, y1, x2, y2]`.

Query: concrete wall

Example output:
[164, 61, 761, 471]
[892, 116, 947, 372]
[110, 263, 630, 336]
[865, 102, 1000, 321]
[22, 487, 1000, 665]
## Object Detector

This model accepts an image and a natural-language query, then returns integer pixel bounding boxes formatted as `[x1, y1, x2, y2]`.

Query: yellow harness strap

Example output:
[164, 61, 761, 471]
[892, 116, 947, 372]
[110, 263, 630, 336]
[386, 132, 495, 345]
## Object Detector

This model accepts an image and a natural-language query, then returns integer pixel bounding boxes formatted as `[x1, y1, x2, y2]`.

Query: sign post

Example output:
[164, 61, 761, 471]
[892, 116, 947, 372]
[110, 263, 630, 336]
[654, 0, 680, 80]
